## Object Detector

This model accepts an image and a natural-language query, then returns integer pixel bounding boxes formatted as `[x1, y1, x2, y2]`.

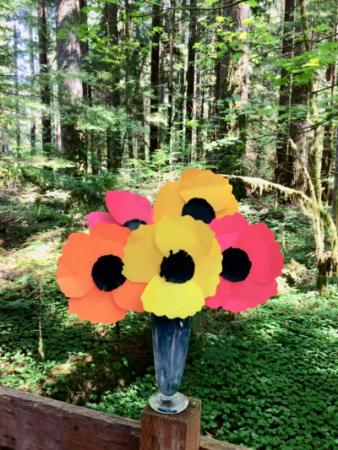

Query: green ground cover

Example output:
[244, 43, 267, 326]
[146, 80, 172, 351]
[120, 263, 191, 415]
[0, 158, 337, 450]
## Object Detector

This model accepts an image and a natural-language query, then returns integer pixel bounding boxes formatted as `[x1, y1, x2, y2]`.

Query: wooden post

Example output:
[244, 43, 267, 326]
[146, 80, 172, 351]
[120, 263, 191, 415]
[140, 398, 201, 450]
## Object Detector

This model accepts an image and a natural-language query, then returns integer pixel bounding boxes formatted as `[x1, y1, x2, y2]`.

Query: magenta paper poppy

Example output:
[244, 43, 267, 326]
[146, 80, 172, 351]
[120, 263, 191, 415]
[86, 190, 153, 231]
[206, 213, 284, 312]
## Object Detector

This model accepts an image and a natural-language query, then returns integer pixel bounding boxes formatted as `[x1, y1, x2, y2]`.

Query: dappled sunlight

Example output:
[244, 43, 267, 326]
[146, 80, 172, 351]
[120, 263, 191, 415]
[15, 190, 38, 205]
[0, 155, 337, 449]
[44, 189, 70, 202]
[0, 0, 337, 444]
[0, 229, 63, 287]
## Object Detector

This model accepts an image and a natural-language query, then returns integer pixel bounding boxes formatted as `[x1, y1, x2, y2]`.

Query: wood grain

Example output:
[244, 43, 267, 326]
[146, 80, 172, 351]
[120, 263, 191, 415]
[140, 399, 201, 450]
[0, 386, 250, 450]
[200, 436, 250, 450]
[0, 386, 140, 450]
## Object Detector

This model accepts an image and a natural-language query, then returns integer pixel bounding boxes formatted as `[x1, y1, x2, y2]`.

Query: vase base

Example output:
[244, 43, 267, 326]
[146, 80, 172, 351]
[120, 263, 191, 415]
[149, 392, 189, 414]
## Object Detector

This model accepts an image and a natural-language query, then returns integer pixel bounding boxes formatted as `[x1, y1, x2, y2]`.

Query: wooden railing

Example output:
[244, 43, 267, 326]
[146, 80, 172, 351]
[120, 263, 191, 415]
[0, 386, 249, 450]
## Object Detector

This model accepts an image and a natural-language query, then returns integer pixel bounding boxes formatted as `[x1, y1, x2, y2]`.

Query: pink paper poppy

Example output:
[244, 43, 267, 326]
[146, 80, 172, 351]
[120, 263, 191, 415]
[86, 190, 153, 231]
[206, 213, 284, 312]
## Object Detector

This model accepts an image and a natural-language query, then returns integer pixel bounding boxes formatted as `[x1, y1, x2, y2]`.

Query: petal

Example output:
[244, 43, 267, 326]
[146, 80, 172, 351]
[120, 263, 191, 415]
[69, 287, 127, 324]
[56, 260, 94, 298]
[205, 278, 230, 309]
[89, 223, 130, 259]
[193, 240, 222, 296]
[153, 181, 185, 221]
[206, 278, 278, 312]
[113, 280, 145, 312]
[236, 223, 284, 284]
[105, 190, 153, 225]
[86, 212, 116, 228]
[215, 196, 240, 218]
[141, 275, 204, 319]
[155, 215, 214, 261]
[230, 279, 278, 311]
[56, 232, 95, 297]
[211, 213, 249, 236]
[123, 224, 162, 282]
[179, 169, 239, 214]
[210, 213, 249, 251]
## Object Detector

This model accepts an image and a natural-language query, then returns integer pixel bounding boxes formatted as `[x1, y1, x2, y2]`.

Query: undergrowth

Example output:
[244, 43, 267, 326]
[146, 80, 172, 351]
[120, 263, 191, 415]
[0, 156, 337, 450]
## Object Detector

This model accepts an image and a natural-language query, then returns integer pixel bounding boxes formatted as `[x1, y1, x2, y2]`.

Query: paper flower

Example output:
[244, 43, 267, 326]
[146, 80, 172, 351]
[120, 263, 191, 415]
[123, 215, 222, 319]
[153, 168, 238, 224]
[56, 224, 145, 324]
[86, 190, 153, 231]
[206, 213, 284, 312]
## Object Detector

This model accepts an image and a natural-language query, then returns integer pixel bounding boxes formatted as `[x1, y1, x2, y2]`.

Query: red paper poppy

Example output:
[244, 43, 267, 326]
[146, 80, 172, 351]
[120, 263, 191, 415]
[56, 224, 145, 324]
[206, 213, 284, 312]
[86, 190, 153, 231]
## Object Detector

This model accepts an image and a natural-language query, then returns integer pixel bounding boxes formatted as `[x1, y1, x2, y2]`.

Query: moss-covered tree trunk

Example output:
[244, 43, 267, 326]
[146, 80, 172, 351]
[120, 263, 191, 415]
[333, 128, 338, 228]
[322, 61, 337, 202]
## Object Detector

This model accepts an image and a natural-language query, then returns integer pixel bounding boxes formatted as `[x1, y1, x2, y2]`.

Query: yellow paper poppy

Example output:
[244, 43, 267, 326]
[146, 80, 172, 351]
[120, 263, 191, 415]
[123, 215, 222, 319]
[153, 168, 238, 224]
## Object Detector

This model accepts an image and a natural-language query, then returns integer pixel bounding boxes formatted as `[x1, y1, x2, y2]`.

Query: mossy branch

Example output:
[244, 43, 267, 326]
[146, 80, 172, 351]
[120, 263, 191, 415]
[223, 174, 338, 264]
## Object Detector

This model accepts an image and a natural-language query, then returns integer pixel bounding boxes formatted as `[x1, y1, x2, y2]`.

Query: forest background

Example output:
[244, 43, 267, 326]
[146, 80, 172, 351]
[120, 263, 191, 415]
[0, 1, 337, 449]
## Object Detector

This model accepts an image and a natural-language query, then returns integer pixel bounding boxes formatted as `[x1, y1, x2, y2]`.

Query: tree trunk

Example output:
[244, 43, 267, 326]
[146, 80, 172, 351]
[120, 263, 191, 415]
[227, 2, 251, 143]
[102, 1, 122, 170]
[79, 0, 90, 100]
[332, 127, 338, 228]
[214, 1, 229, 141]
[228, 3, 251, 170]
[185, 0, 197, 157]
[288, 18, 309, 192]
[175, 0, 187, 151]
[210, 1, 251, 172]
[56, 0, 86, 167]
[124, 0, 134, 160]
[79, 0, 90, 172]
[167, 0, 175, 144]
[149, 0, 161, 155]
[29, 22, 36, 155]
[38, 0, 52, 155]
[275, 0, 296, 185]
[322, 59, 337, 202]
[13, 22, 21, 157]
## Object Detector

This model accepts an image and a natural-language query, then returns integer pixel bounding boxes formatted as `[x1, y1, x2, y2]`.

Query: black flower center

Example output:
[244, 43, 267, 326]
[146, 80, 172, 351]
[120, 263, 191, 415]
[92, 254, 126, 291]
[221, 247, 252, 282]
[123, 219, 146, 231]
[160, 250, 195, 284]
[182, 197, 216, 224]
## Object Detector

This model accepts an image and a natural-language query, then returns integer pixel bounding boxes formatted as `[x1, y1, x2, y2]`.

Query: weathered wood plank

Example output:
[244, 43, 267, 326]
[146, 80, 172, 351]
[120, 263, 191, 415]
[200, 436, 250, 450]
[0, 386, 140, 450]
[140, 399, 201, 450]
[0, 386, 250, 450]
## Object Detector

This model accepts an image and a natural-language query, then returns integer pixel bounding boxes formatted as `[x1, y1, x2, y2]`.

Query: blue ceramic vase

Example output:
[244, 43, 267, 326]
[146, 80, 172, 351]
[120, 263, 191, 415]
[149, 314, 191, 414]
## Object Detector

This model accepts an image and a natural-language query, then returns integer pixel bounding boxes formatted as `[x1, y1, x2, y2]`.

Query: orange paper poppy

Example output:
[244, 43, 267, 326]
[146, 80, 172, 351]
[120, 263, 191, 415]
[56, 224, 145, 324]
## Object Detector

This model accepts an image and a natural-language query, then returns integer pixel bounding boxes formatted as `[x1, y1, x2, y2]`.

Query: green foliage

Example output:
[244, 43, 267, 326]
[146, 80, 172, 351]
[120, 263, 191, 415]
[90, 294, 338, 450]
[13, 162, 119, 208]
[1, 164, 338, 449]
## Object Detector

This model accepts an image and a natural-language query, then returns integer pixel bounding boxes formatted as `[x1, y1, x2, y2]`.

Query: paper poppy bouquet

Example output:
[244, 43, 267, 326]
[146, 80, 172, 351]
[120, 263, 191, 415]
[56, 169, 284, 324]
